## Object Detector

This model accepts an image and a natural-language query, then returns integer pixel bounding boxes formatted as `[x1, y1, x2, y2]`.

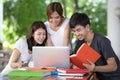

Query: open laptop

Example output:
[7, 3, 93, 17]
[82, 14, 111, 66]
[32, 46, 70, 68]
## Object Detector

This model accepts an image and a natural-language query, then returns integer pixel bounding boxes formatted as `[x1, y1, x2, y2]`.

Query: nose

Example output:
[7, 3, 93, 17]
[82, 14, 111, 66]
[74, 32, 79, 36]
[40, 35, 45, 39]
[52, 19, 56, 23]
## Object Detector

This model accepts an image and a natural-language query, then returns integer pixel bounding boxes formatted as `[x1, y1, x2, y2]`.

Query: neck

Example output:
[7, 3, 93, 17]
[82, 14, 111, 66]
[85, 31, 94, 45]
[50, 18, 64, 31]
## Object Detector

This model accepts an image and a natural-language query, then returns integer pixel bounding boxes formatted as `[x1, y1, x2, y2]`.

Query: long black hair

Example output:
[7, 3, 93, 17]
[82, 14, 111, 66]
[26, 21, 47, 51]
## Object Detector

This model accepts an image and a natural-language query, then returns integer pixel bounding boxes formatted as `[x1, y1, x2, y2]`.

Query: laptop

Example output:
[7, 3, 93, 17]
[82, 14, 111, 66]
[32, 46, 70, 68]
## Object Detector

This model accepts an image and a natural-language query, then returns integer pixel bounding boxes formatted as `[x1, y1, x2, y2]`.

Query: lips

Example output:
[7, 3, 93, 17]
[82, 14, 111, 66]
[38, 39, 44, 44]
[77, 35, 83, 40]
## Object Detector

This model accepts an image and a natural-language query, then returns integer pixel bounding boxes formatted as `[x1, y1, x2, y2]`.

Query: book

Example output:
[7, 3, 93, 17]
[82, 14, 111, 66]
[70, 43, 101, 69]
[58, 73, 84, 76]
[27, 67, 56, 71]
[57, 75, 83, 80]
[57, 74, 90, 80]
[56, 68, 89, 77]
[8, 70, 51, 80]
[8, 70, 51, 77]
[57, 68, 90, 74]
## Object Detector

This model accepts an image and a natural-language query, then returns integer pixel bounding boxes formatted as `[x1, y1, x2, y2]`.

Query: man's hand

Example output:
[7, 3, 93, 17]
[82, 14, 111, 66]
[83, 59, 95, 71]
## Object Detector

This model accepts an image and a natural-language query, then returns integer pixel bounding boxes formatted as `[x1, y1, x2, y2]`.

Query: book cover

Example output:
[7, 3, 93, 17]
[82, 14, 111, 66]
[70, 43, 101, 69]
[8, 70, 51, 77]
[57, 68, 90, 74]
[8, 70, 51, 80]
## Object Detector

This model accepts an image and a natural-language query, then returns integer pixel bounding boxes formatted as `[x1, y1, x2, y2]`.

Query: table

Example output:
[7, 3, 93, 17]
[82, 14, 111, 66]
[0, 73, 93, 80]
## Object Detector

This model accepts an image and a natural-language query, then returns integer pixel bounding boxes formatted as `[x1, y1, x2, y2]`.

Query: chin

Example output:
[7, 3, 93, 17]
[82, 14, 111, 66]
[38, 42, 43, 44]
[78, 38, 84, 41]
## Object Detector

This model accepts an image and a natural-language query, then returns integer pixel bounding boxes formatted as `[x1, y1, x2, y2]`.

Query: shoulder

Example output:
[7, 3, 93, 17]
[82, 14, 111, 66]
[94, 33, 111, 46]
[16, 38, 27, 44]
[62, 18, 69, 29]
[44, 21, 49, 27]
[94, 33, 110, 42]
[44, 21, 50, 30]
[63, 18, 69, 24]
[15, 38, 27, 48]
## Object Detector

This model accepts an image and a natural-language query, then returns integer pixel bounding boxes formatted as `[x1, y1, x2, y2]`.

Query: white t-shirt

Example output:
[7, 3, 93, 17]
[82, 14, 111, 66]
[1, 38, 32, 75]
[45, 19, 69, 46]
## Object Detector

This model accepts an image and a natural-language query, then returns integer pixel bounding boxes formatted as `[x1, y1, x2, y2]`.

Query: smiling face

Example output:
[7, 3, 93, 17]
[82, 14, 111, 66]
[47, 2, 63, 28]
[33, 28, 46, 45]
[72, 25, 90, 40]
[49, 11, 62, 27]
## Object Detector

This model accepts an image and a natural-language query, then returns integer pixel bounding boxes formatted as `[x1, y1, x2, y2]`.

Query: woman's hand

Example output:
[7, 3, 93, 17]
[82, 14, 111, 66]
[17, 61, 24, 68]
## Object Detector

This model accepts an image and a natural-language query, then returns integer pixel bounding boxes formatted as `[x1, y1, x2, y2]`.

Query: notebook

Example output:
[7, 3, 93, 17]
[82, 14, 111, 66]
[32, 46, 70, 68]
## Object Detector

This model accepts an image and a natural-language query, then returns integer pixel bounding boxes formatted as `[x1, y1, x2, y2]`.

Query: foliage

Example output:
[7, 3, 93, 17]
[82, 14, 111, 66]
[3, 0, 107, 48]
[3, 0, 47, 48]
[48, 0, 107, 35]
[78, 0, 107, 35]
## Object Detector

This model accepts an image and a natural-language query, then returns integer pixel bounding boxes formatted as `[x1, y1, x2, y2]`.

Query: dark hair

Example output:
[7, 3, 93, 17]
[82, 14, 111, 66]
[46, 2, 63, 20]
[69, 12, 90, 28]
[26, 21, 47, 51]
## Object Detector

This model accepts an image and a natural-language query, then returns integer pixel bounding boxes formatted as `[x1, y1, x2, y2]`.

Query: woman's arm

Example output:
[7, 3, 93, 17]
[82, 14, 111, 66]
[63, 24, 71, 46]
[10, 48, 24, 68]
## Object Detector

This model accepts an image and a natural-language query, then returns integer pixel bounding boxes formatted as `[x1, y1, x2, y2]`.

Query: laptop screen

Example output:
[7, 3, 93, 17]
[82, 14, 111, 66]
[32, 46, 70, 68]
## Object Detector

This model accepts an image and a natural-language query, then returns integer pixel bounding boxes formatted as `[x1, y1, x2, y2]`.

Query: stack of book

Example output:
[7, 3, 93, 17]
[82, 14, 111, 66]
[55, 68, 90, 80]
[57, 68, 90, 76]
[8, 67, 56, 80]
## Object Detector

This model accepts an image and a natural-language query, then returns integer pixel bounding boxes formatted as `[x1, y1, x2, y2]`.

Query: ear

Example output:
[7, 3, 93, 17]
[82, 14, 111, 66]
[85, 24, 90, 31]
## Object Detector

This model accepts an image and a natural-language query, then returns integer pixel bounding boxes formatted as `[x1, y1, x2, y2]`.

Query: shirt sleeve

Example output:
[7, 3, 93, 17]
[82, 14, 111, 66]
[100, 37, 115, 59]
[14, 39, 24, 54]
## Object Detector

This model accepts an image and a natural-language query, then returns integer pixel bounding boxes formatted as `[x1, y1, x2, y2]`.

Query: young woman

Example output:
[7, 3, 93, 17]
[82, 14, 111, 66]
[45, 2, 71, 47]
[1, 21, 47, 75]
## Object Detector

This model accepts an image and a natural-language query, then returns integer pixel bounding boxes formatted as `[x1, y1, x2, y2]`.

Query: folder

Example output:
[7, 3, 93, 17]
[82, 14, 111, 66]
[8, 70, 51, 80]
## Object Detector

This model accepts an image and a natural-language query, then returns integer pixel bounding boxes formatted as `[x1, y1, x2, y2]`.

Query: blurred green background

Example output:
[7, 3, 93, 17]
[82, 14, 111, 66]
[2, 0, 107, 49]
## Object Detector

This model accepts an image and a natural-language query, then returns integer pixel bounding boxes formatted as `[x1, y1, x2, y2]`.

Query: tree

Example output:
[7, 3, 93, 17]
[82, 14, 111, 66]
[49, 0, 107, 35]
[3, 0, 47, 48]
[3, 0, 107, 48]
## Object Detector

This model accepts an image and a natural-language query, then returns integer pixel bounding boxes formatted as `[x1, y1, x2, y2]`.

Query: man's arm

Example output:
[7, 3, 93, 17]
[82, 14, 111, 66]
[83, 57, 117, 72]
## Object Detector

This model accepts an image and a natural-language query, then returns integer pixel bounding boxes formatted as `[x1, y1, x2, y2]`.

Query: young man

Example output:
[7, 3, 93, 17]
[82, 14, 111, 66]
[69, 12, 120, 80]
